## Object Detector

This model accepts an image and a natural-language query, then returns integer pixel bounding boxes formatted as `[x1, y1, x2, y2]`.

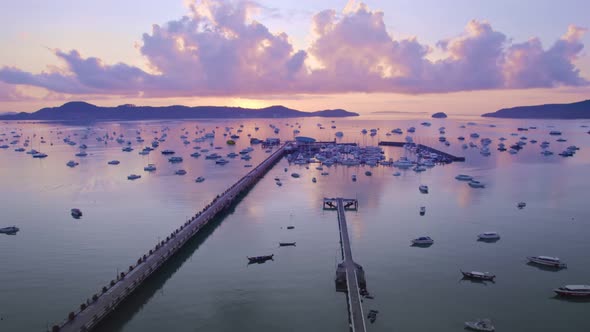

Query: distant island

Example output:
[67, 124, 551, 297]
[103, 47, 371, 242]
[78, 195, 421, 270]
[482, 100, 590, 119]
[431, 112, 447, 118]
[0, 101, 359, 121]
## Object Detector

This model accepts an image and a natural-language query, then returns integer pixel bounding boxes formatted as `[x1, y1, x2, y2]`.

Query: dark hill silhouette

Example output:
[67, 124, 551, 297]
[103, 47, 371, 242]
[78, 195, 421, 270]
[482, 100, 590, 119]
[0, 102, 359, 121]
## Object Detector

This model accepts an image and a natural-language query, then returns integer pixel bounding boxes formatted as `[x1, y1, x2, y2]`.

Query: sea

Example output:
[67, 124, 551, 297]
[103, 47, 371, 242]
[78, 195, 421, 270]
[0, 114, 589, 332]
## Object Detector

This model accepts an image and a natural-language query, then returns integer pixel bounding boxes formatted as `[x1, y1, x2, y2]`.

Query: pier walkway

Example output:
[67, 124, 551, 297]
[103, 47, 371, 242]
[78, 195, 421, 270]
[379, 141, 465, 162]
[53, 143, 291, 332]
[324, 198, 366, 332]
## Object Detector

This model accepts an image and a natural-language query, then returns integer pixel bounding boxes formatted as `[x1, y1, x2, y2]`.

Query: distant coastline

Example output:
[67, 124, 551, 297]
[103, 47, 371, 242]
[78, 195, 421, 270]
[0, 101, 359, 121]
[482, 99, 590, 119]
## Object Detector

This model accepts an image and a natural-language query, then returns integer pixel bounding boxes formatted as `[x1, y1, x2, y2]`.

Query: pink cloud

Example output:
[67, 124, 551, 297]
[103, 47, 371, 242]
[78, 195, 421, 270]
[0, 1, 587, 99]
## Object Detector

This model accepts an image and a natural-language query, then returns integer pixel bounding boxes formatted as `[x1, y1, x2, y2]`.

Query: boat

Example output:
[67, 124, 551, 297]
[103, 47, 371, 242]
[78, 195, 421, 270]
[75, 151, 88, 157]
[352, 174, 357, 182]
[291, 173, 300, 178]
[0, 226, 19, 234]
[279, 242, 296, 247]
[161, 149, 175, 155]
[517, 202, 526, 208]
[419, 185, 428, 193]
[121, 146, 133, 152]
[478, 232, 500, 241]
[365, 171, 372, 176]
[144, 163, 157, 172]
[66, 160, 79, 167]
[32, 152, 48, 158]
[461, 270, 496, 281]
[392, 172, 401, 176]
[411, 236, 433, 246]
[455, 174, 473, 181]
[168, 156, 183, 163]
[553, 285, 590, 297]
[464, 318, 495, 331]
[195, 176, 205, 183]
[527, 256, 567, 268]
[175, 169, 187, 175]
[287, 226, 295, 229]
[420, 206, 425, 216]
[247, 254, 274, 264]
[108, 160, 120, 165]
[312, 177, 317, 183]
[71, 208, 83, 219]
[468, 180, 485, 188]
[549, 130, 562, 136]
[127, 174, 141, 180]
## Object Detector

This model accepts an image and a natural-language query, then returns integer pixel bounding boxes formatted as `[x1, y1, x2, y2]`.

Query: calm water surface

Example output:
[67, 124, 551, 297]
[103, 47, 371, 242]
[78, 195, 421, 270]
[1, 116, 589, 331]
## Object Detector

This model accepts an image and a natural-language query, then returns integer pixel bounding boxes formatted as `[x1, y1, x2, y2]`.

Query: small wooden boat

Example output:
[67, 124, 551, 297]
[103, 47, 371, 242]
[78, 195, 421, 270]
[247, 254, 274, 264]
[279, 242, 296, 247]
[465, 318, 495, 331]
[461, 270, 496, 281]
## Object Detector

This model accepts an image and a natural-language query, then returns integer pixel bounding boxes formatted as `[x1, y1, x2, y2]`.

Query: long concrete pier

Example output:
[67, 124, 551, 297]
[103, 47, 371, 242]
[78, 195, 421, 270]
[378, 141, 465, 162]
[324, 198, 367, 332]
[52, 143, 291, 332]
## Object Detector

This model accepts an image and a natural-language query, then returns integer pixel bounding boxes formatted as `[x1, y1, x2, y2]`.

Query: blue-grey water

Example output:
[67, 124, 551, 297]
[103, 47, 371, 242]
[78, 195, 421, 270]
[1, 116, 589, 331]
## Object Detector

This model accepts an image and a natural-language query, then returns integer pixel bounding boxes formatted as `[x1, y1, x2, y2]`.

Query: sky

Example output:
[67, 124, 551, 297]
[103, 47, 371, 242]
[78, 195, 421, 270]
[0, 0, 589, 116]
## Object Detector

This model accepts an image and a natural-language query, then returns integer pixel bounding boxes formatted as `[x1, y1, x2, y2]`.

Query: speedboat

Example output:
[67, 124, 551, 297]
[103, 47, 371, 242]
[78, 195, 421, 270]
[554, 285, 590, 297]
[478, 232, 500, 241]
[247, 254, 274, 264]
[455, 174, 473, 181]
[108, 160, 120, 165]
[527, 256, 567, 268]
[419, 185, 428, 193]
[420, 206, 425, 216]
[0, 226, 19, 234]
[412, 236, 433, 246]
[175, 169, 187, 175]
[464, 318, 495, 331]
[461, 270, 496, 281]
[127, 174, 141, 180]
[71, 208, 83, 219]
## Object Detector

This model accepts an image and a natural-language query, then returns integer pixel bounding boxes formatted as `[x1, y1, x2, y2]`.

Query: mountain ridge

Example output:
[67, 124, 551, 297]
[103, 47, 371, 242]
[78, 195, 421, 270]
[0, 101, 359, 121]
[482, 100, 590, 119]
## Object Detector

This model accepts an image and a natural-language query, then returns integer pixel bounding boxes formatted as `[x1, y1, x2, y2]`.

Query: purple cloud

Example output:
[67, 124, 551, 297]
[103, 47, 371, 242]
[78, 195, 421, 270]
[0, 1, 587, 98]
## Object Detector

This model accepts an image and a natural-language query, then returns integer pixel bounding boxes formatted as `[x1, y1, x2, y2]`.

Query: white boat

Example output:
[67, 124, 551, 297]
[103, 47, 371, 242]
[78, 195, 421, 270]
[455, 174, 473, 181]
[412, 236, 433, 245]
[549, 130, 562, 136]
[75, 151, 88, 157]
[352, 175, 357, 182]
[392, 157, 414, 169]
[66, 160, 79, 168]
[32, 152, 48, 158]
[464, 318, 495, 331]
[291, 173, 300, 178]
[122, 147, 133, 152]
[478, 232, 500, 241]
[195, 176, 205, 183]
[168, 156, 183, 163]
[144, 164, 157, 172]
[127, 174, 141, 180]
[419, 185, 428, 193]
[175, 169, 187, 175]
[0, 226, 19, 234]
[461, 270, 496, 281]
[527, 256, 567, 268]
[108, 160, 120, 165]
[554, 285, 590, 297]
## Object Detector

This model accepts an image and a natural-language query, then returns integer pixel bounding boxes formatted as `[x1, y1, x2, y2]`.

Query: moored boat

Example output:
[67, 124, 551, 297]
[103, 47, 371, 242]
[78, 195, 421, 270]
[419, 185, 428, 193]
[554, 285, 590, 297]
[0, 226, 19, 234]
[461, 270, 496, 281]
[71, 208, 83, 219]
[478, 232, 500, 241]
[247, 254, 274, 264]
[411, 236, 433, 246]
[527, 256, 567, 268]
[464, 318, 495, 331]
[279, 242, 296, 247]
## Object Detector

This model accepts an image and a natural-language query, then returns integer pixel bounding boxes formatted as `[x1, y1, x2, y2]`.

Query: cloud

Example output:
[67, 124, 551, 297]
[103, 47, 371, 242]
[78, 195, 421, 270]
[0, 0, 587, 100]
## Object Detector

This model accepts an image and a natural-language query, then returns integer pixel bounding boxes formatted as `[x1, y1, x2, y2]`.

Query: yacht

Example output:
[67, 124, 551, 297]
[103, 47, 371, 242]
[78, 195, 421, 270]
[419, 185, 428, 193]
[470, 133, 480, 138]
[549, 130, 562, 136]
[195, 176, 205, 183]
[312, 177, 317, 183]
[335, 131, 344, 137]
[66, 160, 79, 168]
[553, 285, 590, 297]
[215, 158, 229, 165]
[190, 152, 201, 158]
[175, 169, 187, 175]
[477, 232, 500, 241]
[541, 150, 553, 156]
[419, 206, 425, 216]
[127, 174, 141, 180]
[161, 149, 175, 155]
[352, 174, 357, 182]
[527, 256, 567, 268]
[122, 147, 133, 152]
[457, 136, 465, 141]
[168, 156, 183, 163]
[392, 157, 414, 169]
[0, 226, 19, 234]
[413, 166, 426, 172]
[393, 171, 401, 176]
[407, 127, 416, 133]
[144, 164, 157, 172]
[32, 152, 48, 158]
[75, 151, 87, 157]
[392, 128, 403, 134]
[14, 147, 25, 152]
[455, 174, 473, 181]
[517, 202, 526, 208]
[108, 160, 120, 165]
[411, 236, 433, 246]
[291, 173, 300, 178]
[464, 318, 495, 331]
[461, 270, 496, 281]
